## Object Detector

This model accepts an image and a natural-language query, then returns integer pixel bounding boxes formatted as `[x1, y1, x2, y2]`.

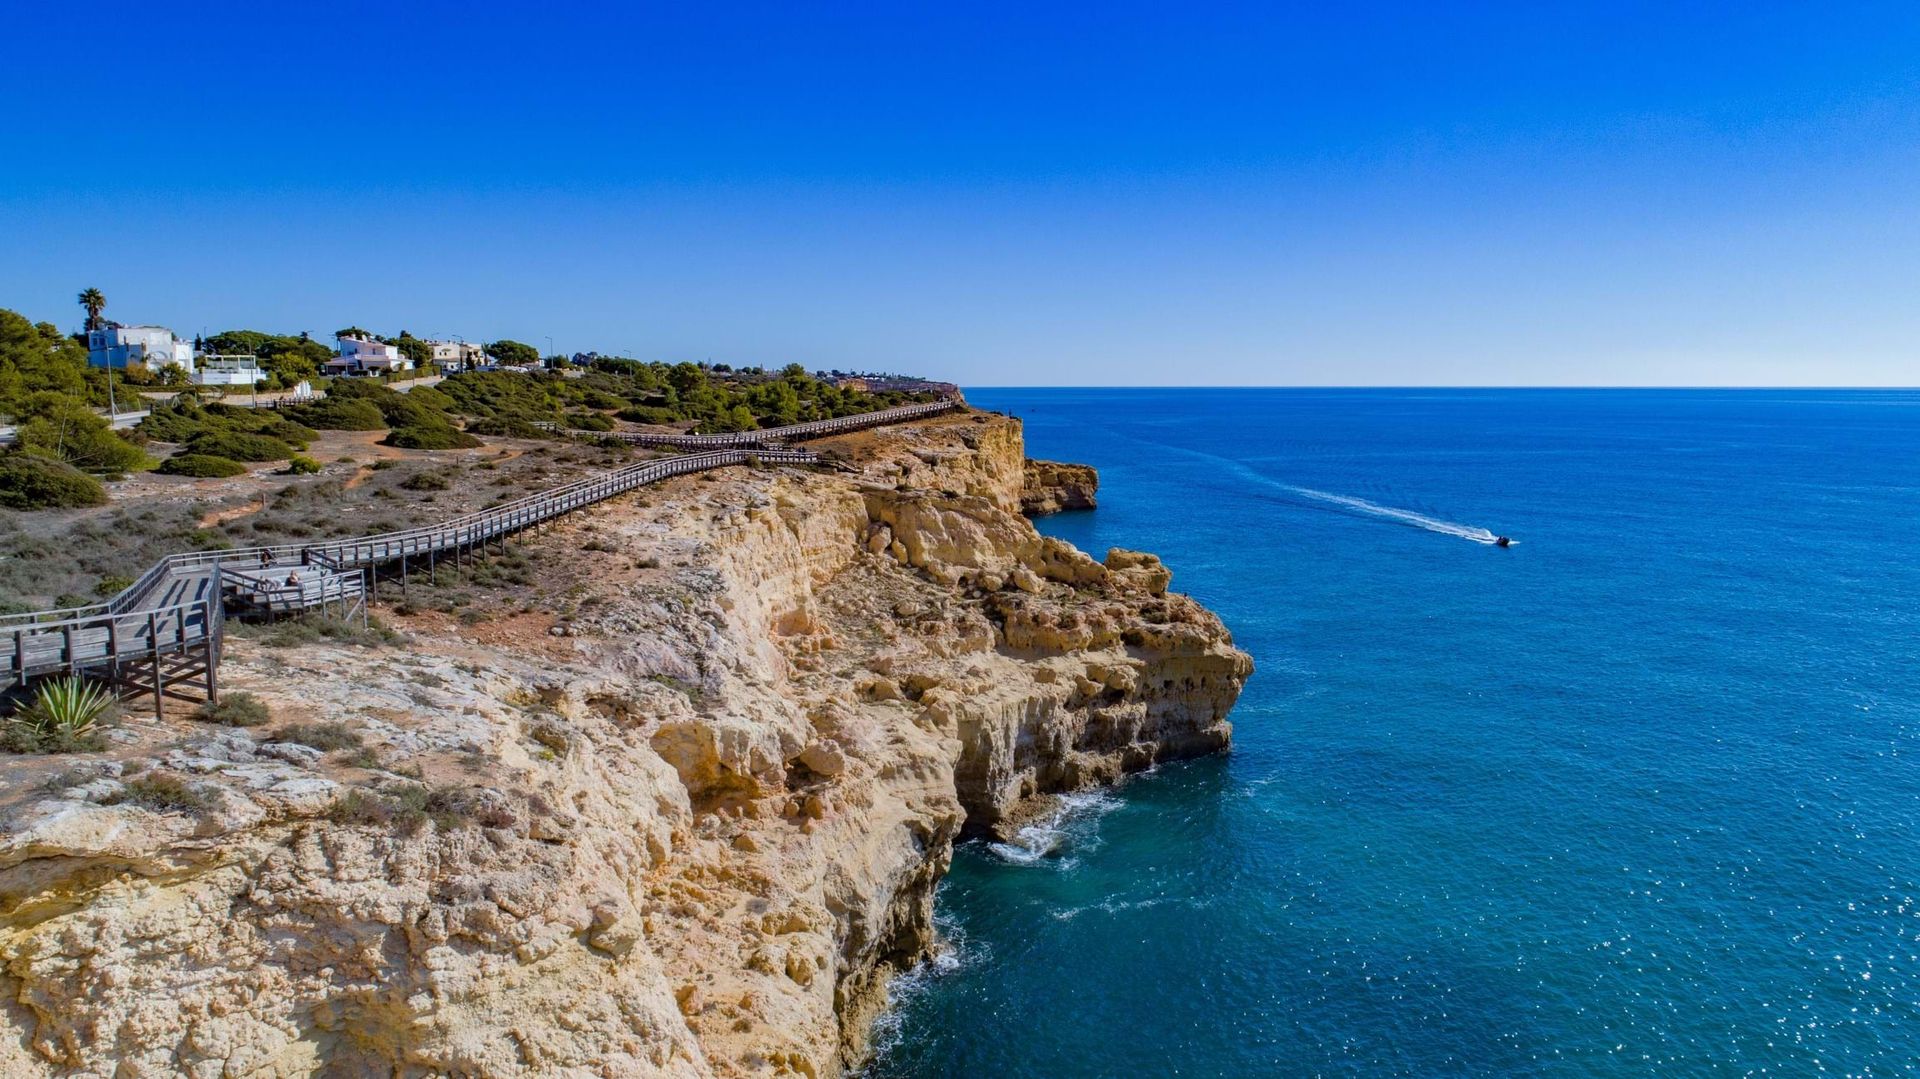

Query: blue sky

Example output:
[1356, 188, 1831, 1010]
[4, 2, 1918, 385]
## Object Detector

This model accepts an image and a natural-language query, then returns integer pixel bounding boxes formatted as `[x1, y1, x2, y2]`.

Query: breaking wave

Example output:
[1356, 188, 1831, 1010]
[986, 790, 1122, 868]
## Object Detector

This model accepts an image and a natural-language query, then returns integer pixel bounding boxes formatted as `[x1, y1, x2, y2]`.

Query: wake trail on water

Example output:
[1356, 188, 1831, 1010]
[1275, 485, 1504, 544]
[1107, 426, 1509, 545]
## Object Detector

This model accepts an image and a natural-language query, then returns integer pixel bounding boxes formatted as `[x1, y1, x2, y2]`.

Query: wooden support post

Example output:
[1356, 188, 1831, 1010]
[400, 552, 409, 598]
[204, 621, 218, 706]
[429, 547, 437, 585]
[147, 611, 163, 721]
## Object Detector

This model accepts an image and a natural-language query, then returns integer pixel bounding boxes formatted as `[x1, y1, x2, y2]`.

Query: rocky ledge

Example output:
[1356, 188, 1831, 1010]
[0, 411, 1249, 1078]
[1020, 458, 1099, 516]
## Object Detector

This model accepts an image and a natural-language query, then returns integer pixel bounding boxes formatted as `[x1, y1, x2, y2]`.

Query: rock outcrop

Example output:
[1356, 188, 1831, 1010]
[0, 412, 1249, 1078]
[1021, 458, 1099, 516]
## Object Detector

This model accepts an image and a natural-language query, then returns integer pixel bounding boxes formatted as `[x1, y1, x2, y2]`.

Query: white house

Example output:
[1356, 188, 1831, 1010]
[88, 324, 193, 373]
[324, 334, 413, 377]
[428, 340, 486, 370]
[193, 354, 264, 387]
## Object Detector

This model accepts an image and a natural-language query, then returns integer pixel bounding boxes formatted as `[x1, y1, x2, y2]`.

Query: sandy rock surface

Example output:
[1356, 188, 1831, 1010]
[0, 412, 1249, 1078]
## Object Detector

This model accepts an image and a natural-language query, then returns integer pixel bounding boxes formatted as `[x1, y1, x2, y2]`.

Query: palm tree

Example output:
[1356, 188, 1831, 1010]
[77, 288, 106, 331]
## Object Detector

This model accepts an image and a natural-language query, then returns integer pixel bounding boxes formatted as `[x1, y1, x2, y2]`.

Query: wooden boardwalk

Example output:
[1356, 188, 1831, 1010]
[1, 398, 958, 709]
[544, 398, 959, 449]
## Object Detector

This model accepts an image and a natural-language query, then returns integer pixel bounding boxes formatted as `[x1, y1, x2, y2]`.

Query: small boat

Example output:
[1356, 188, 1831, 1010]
[1494, 536, 1512, 548]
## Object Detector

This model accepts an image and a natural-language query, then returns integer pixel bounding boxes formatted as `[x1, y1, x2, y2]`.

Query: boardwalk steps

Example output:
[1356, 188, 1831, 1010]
[2, 400, 956, 712]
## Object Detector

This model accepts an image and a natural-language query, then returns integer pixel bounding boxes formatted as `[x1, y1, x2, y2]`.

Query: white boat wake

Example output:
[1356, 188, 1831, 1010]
[1107, 427, 1511, 545]
[1275, 485, 1508, 545]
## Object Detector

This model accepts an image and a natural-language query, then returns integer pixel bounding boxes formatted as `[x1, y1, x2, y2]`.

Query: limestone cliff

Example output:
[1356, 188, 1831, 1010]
[0, 412, 1250, 1078]
[1020, 458, 1098, 516]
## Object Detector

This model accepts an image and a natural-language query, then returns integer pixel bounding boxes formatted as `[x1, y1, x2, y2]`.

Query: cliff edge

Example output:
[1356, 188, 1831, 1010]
[0, 412, 1250, 1078]
[1020, 458, 1098, 516]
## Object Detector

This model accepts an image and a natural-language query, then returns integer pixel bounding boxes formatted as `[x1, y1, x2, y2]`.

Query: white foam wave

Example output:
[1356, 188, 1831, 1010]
[986, 790, 1121, 867]
[862, 908, 979, 1069]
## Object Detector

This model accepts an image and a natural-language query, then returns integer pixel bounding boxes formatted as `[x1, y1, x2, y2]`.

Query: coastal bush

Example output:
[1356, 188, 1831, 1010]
[384, 423, 482, 450]
[564, 411, 614, 431]
[140, 401, 315, 451]
[616, 405, 680, 426]
[257, 417, 318, 445]
[283, 396, 387, 431]
[93, 573, 136, 596]
[274, 720, 363, 751]
[2, 677, 116, 753]
[329, 783, 515, 834]
[399, 470, 450, 491]
[105, 773, 214, 814]
[15, 404, 149, 473]
[185, 430, 294, 462]
[195, 692, 271, 727]
[465, 415, 551, 439]
[403, 386, 458, 412]
[158, 453, 248, 478]
[282, 455, 322, 475]
[0, 452, 108, 509]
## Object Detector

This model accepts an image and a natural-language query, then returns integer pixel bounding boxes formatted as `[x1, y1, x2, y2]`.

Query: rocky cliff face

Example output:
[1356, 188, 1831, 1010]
[0, 412, 1250, 1078]
[1020, 458, 1099, 516]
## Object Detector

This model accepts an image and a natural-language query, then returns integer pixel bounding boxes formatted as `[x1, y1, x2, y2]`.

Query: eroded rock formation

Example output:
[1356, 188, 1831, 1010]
[1020, 458, 1099, 516]
[0, 412, 1249, 1078]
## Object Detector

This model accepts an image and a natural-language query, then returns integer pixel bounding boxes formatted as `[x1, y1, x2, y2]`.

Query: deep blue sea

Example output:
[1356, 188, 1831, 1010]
[869, 388, 1920, 1078]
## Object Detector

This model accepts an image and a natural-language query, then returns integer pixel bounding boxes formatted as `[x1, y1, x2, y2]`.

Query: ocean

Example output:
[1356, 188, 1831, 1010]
[868, 388, 1920, 1077]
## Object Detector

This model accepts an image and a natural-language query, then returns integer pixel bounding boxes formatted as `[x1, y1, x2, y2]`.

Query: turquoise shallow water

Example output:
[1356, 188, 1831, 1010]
[869, 389, 1920, 1078]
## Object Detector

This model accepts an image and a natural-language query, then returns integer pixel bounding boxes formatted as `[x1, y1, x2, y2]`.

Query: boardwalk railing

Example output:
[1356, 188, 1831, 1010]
[541, 399, 960, 449]
[1, 396, 958, 707]
[1, 447, 816, 695]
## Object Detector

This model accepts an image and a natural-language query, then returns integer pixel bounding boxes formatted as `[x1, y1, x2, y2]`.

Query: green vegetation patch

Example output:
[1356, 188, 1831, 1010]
[0, 452, 108, 509]
[195, 692, 271, 727]
[384, 423, 483, 450]
[184, 430, 295, 462]
[158, 453, 249, 478]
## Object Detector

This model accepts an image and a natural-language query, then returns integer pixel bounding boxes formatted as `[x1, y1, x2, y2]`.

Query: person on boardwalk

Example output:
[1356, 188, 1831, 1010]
[258, 550, 272, 570]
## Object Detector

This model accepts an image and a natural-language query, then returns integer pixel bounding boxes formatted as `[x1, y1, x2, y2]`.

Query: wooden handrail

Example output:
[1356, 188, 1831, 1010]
[1, 398, 959, 685]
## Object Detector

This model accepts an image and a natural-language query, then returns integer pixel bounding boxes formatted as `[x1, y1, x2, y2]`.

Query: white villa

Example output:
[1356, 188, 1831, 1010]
[324, 334, 413, 377]
[193, 354, 265, 387]
[428, 340, 486, 370]
[87, 324, 193, 373]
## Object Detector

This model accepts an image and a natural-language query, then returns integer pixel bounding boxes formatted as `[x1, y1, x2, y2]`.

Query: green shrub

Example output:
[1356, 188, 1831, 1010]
[400, 471, 450, 491]
[274, 721, 363, 750]
[185, 430, 294, 462]
[564, 411, 614, 432]
[384, 423, 482, 450]
[0, 452, 108, 509]
[403, 386, 457, 411]
[158, 454, 248, 478]
[465, 415, 551, 439]
[105, 773, 214, 814]
[283, 397, 388, 431]
[3, 677, 116, 753]
[615, 405, 680, 426]
[328, 783, 514, 833]
[14, 400, 150, 474]
[258, 417, 318, 445]
[195, 692, 271, 727]
[94, 574, 136, 596]
[282, 455, 322, 475]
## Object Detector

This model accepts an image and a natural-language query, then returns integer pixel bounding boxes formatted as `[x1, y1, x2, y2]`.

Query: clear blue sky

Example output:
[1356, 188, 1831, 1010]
[5, 2, 1918, 385]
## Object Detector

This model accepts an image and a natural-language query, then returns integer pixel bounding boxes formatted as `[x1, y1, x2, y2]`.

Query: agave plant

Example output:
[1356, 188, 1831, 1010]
[6, 677, 116, 752]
